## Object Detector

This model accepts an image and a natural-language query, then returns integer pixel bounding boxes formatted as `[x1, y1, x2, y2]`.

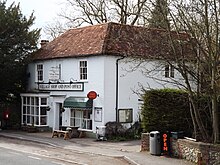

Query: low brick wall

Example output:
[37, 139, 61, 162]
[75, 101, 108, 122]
[141, 133, 220, 164]
[173, 139, 220, 164]
[172, 139, 201, 163]
[141, 133, 150, 151]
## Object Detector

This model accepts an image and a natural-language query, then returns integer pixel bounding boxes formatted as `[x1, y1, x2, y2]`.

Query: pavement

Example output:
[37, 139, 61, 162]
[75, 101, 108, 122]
[0, 130, 193, 165]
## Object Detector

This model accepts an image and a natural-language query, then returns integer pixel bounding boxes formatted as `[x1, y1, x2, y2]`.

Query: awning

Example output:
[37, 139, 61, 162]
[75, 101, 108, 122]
[63, 97, 93, 109]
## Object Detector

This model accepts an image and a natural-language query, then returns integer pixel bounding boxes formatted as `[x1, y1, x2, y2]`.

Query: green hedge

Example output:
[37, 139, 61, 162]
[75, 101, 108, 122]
[141, 89, 193, 136]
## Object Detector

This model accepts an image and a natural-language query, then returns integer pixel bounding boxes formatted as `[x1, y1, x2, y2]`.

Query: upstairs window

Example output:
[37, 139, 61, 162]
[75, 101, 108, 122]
[80, 61, 87, 80]
[37, 64, 43, 81]
[165, 64, 174, 78]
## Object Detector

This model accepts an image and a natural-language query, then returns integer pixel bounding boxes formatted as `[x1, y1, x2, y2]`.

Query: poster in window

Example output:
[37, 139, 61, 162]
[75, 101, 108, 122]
[119, 110, 126, 122]
[94, 107, 102, 122]
[119, 109, 133, 123]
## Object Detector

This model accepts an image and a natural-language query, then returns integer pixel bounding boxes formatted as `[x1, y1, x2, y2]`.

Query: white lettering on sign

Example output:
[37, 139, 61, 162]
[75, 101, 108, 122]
[38, 83, 83, 91]
[49, 66, 60, 81]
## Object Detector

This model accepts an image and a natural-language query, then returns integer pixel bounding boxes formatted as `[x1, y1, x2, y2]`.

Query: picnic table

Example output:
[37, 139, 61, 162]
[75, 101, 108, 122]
[52, 126, 80, 139]
[52, 130, 70, 140]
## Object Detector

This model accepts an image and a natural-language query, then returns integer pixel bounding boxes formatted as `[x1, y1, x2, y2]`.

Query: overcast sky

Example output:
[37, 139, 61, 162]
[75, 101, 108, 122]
[6, 0, 65, 39]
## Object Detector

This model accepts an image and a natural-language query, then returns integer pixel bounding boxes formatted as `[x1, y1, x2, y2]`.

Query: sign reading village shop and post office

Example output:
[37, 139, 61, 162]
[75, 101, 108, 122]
[38, 83, 84, 91]
[38, 65, 84, 91]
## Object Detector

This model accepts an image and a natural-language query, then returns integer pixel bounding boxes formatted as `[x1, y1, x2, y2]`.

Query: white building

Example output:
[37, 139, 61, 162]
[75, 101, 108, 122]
[21, 23, 186, 134]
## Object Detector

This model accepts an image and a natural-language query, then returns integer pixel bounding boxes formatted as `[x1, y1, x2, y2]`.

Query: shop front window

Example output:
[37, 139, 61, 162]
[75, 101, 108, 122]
[22, 96, 48, 126]
[70, 109, 92, 130]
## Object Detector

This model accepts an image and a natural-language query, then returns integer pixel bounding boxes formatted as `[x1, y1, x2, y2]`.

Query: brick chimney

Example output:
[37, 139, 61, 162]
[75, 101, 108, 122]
[40, 40, 49, 48]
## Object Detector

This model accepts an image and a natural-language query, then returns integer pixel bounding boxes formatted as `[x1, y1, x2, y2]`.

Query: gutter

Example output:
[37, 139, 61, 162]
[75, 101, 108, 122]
[115, 56, 125, 123]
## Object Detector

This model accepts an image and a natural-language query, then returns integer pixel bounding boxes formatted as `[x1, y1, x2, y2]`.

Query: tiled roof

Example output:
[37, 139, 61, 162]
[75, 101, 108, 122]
[31, 22, 190, 61]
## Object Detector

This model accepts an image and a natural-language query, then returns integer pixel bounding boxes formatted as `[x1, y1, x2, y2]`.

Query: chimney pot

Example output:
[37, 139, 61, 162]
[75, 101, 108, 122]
[40, 40, 49, 48]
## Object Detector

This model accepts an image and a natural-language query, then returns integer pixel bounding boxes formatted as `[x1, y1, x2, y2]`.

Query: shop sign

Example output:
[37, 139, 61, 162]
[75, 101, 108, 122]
[38, 82, 84, 91]
[49, 66, 60, 81]
[161, 132, 170, 155]
[162, 133, 168, 152]
[87, 91, 98, 99]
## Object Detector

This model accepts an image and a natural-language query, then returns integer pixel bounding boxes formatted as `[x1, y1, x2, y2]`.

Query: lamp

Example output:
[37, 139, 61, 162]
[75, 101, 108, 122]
[46, 106, 51, 111]
[60, 107, 65, 113]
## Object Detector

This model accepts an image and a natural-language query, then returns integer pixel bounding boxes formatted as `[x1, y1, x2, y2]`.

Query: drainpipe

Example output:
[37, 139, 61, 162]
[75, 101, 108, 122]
[116, 56, 125, 123]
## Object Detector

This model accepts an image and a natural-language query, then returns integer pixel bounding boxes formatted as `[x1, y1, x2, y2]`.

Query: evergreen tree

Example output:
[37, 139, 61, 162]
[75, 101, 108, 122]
[0, 1, 40, 103]
[148, 0, 170, 29]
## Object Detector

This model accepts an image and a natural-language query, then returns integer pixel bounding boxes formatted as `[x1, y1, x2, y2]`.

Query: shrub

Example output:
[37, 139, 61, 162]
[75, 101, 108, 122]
[105, 121, 142, 141]
[141, 89, 193, 137]
[105, 122, 126, 140]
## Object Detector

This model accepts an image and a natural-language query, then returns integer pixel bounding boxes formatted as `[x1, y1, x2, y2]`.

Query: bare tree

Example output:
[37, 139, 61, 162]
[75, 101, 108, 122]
[171, 0, 220, 143]
[120, 0, 219, 143]
[44, 19, 66, 39]
[139, 0, 220, 143]
[61, 0, 150, 25]
[44, 0, 150, 39]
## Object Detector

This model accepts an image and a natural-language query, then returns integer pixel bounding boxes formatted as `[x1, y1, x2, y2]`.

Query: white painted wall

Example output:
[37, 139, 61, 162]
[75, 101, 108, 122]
[103, 56, 117, 124]
[27, 56, 107, 131]
[117, 58, 186, 124]
[98, 56, 186, 126]
[26, 55, 187, 132]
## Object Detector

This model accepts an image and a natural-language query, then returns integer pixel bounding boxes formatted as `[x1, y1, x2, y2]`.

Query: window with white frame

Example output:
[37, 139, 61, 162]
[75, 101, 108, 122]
[36, 64, 43, 81]
[79, 61, 87, 80]
[165, 64, 174, 78]
[22, 96, 48, 126]
[70, 109, 92, 130]
[118, 108, 133, 123]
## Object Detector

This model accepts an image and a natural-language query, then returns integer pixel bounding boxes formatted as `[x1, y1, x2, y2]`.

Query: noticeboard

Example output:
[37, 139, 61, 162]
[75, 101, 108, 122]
[94, 107, 102, 122]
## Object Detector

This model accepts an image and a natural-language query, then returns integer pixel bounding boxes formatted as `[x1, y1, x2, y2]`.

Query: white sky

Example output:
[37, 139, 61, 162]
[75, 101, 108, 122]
[6, 0, 65, 39]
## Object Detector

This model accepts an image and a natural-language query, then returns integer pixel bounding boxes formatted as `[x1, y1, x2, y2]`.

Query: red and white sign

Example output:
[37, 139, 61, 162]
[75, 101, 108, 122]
[87, 91, 98, 99]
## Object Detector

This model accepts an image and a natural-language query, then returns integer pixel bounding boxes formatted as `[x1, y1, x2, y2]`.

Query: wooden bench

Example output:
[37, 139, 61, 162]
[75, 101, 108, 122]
[78, 130, 86, 138]
[52, 130, 70, 140]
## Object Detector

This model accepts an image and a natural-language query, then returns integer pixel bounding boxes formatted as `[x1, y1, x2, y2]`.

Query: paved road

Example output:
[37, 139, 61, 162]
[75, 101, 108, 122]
[0, 131, 193, 165]
[0, 137, 132, 165]
[0, 146, 67, 165]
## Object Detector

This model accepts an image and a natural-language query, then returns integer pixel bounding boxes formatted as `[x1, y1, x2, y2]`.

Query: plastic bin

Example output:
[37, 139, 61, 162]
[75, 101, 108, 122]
[149, 131, 161, 155]
[171, 131, 184, 140]
[96, 126, 107, 141]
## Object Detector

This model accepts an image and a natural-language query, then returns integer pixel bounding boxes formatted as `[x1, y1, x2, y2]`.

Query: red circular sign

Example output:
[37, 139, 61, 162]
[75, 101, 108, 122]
[87, 91, 97, 99]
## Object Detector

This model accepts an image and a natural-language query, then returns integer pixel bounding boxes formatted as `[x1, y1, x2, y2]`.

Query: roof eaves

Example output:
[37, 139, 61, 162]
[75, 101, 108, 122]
[32, 53, 105, 62]
[101, 22, 113, 55]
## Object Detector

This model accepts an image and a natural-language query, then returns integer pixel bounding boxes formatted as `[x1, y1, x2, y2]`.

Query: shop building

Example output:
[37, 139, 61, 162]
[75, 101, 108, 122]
[21, 22, 184, 133]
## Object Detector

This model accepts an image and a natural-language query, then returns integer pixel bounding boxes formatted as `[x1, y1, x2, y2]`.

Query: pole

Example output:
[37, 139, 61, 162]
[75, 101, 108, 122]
[115, 56, 125, 122]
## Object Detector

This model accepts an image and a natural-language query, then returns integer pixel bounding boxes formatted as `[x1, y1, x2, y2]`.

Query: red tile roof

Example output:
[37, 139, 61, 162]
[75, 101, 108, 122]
[31, 22, 190, 61]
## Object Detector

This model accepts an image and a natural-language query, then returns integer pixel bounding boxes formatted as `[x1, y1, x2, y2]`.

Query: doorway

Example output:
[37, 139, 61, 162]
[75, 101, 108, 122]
[58, 103, 63, 130]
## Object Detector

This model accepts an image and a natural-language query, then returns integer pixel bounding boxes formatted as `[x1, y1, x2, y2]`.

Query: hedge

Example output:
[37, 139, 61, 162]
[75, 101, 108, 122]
[141, 89, 193, 137]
